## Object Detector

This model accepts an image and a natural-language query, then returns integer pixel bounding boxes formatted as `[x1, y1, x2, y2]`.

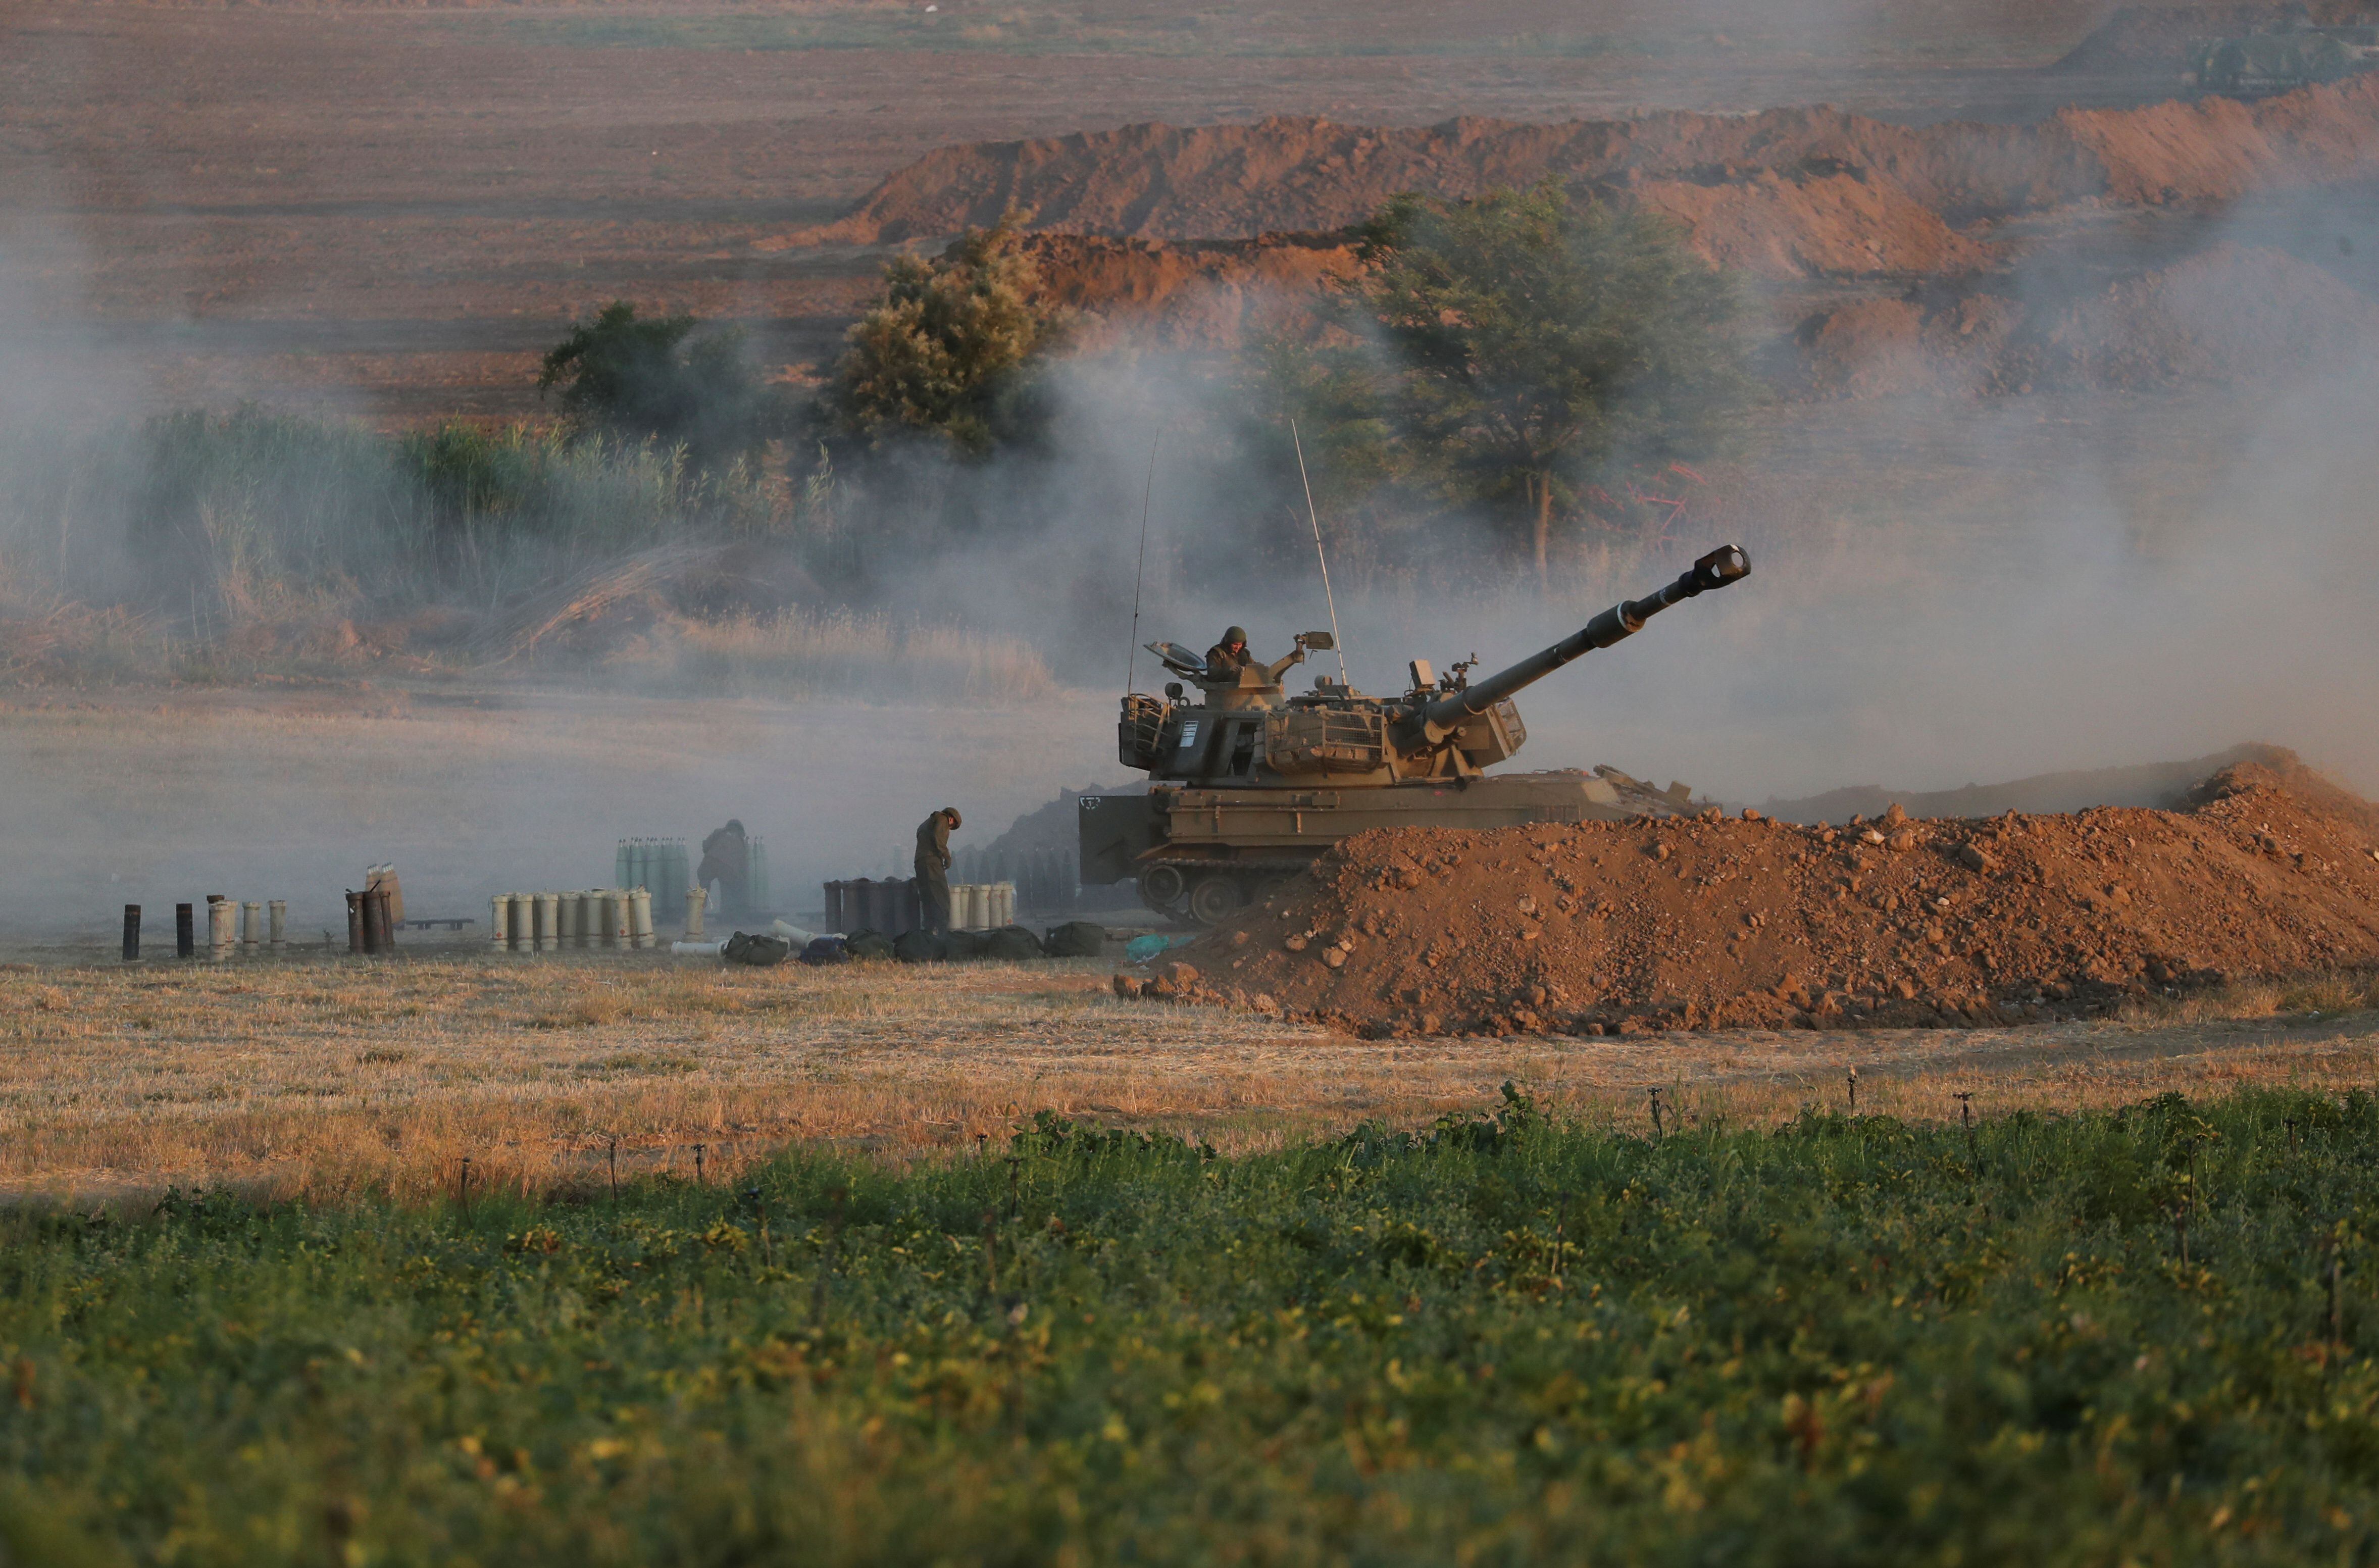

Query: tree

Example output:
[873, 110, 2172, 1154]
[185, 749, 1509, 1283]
[825, 213, 1070, 457]
[537, 302, 778, 470]
[1351, 182, 1749, 578]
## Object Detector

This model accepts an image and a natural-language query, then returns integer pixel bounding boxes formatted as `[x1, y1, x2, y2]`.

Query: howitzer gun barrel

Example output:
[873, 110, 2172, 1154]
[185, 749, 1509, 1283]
[1412, 545, 1750, 740]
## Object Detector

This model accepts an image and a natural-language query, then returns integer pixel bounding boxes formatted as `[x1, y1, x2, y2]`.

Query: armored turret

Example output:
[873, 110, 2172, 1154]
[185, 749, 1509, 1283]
[1083, 545, 1753, 923]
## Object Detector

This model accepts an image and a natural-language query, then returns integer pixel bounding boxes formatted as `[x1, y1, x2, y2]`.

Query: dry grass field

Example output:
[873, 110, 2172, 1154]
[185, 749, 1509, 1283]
[6, 947, 2375, 1206]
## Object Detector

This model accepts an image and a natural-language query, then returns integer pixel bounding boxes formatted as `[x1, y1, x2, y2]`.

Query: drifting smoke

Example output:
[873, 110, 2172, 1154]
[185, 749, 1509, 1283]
[839, 210, 2379, 812]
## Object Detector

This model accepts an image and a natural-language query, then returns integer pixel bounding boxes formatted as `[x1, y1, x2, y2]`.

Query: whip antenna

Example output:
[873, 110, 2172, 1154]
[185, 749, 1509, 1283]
[1124, 434, 1159, 696]
[1290, 418, 1349, 685]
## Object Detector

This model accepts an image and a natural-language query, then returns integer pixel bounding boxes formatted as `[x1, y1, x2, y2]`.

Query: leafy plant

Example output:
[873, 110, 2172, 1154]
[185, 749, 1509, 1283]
[6, 1087, 2379, 1564]
[1278, 182, 1751, 577]
[824, 212, 1071, 457]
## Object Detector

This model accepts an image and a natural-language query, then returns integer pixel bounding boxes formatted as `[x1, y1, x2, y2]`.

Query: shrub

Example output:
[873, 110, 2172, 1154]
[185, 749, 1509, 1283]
[537, 301, 782, 470]
[824, 212, 1071, 456]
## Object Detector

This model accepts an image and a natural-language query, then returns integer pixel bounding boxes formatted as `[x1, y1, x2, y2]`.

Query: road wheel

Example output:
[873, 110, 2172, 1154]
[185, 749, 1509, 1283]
[1139, 862, 1186, 911]
[1186, 875, 1243, 926]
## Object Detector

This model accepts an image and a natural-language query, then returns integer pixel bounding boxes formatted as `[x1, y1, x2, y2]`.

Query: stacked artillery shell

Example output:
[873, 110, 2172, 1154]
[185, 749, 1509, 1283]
[684, 885, 706, 940]
[483, 887, 679, 952]
[207, 895, 235, 959]
[123, 904, 141, 962]
[268, 900, 286, 949]
[176, 902, 195, 959]
[241, 900, 263, 950]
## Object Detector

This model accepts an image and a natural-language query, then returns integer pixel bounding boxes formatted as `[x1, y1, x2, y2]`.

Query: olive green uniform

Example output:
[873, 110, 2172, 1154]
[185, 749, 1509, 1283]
[1204, 631, 1255, 682]
[914, 811, 954, 935]
[698, 822, 749, 915]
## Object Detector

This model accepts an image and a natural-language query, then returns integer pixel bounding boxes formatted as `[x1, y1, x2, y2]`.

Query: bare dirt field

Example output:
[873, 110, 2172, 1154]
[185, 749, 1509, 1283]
[3, 0, 2196, 422]
[7, 943, 2378, 1204]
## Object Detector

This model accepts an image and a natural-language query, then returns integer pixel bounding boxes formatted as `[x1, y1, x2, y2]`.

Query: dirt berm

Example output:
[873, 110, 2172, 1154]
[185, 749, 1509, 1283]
[1150, 752, 2379, 1038]
[784, 79, 2379, 277]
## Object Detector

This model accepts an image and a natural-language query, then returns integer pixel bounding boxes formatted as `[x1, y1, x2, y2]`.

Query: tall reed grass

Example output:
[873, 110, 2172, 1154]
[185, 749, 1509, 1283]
[0, 408, 788, 674]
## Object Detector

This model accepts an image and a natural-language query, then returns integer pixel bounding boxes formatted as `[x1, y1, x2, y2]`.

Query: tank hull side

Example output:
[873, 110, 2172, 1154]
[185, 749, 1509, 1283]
[1077, 772, 1674, 888]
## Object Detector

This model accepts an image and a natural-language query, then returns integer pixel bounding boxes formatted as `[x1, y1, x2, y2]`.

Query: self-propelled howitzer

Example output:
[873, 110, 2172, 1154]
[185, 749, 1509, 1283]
[1080, 545, 1752, 924]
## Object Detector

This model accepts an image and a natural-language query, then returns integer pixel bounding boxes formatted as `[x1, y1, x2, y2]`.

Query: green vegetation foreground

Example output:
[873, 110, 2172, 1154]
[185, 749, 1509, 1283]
[5, 1088, 2377, 1564]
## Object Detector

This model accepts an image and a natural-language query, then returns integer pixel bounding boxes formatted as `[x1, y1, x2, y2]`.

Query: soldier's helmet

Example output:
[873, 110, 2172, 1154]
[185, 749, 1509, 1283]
[1223, 626, 1248, 647]
[942, 806, 963, 829]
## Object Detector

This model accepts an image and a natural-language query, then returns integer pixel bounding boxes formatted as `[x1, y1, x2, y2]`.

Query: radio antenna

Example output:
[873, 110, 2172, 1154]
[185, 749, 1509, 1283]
[1124, 433, 1158, 696]
[1290, 418, 1349, 685]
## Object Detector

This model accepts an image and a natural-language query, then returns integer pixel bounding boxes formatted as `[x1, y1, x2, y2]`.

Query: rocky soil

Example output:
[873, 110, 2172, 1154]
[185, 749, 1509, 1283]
[1132, 752, 2379, 1038]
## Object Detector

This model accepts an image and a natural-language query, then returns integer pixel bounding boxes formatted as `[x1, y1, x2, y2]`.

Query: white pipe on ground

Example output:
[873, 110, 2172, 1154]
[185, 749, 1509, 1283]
[771, 919, 833, 947]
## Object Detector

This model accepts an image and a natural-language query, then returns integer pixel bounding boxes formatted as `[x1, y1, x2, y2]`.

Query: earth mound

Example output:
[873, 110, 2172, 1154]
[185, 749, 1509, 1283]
[1159, 750, 2379, 1038]
[780, 81, 2379, 281]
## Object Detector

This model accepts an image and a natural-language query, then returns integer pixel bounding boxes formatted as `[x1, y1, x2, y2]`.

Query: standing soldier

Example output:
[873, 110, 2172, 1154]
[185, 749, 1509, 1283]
[914, 806, 961, 935]
[698, 819, 749, 915]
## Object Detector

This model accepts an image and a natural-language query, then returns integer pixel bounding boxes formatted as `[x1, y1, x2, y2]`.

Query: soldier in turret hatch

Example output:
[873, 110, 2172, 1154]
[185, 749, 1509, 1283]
[1204, 626, 1255, 681]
